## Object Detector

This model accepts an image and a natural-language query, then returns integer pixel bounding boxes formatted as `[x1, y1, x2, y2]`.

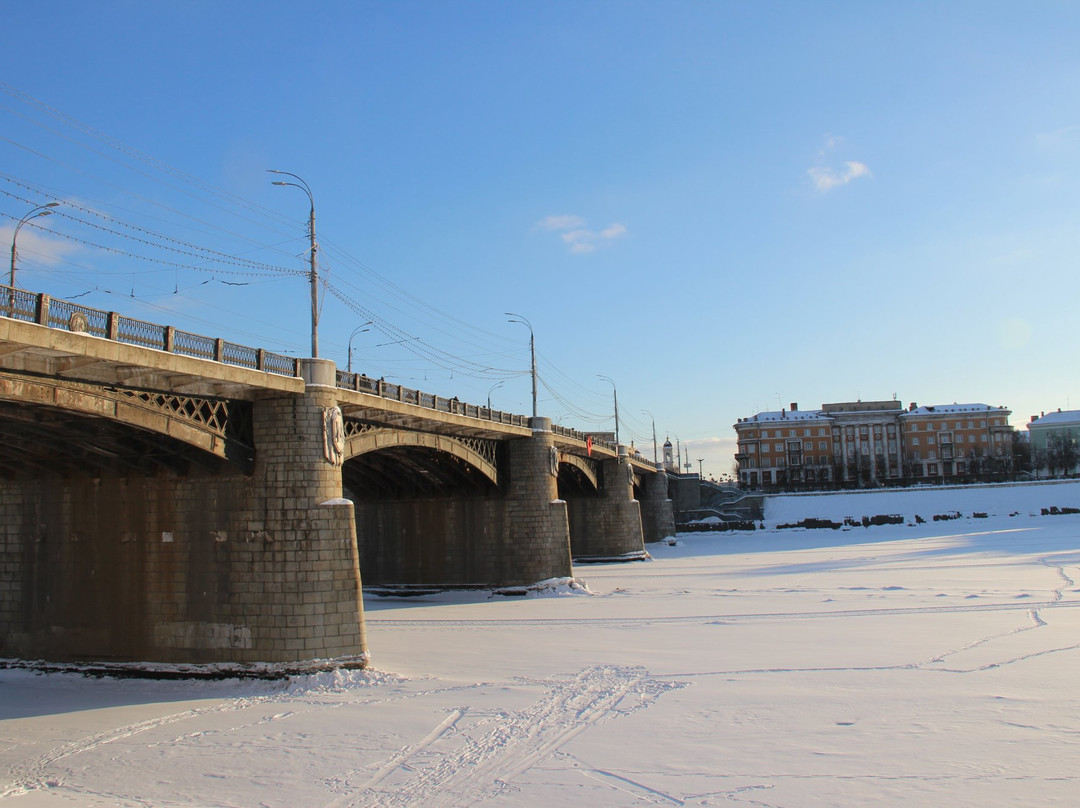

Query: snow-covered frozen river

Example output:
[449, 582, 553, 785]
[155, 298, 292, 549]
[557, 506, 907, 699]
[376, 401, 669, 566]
[3, 485, 1080, 806]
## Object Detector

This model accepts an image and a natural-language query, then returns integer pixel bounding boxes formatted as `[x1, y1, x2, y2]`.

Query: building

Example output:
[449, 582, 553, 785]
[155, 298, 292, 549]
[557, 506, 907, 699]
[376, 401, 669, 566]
[734, 399, 1015, 489]
[1027, 409, 1080, 477]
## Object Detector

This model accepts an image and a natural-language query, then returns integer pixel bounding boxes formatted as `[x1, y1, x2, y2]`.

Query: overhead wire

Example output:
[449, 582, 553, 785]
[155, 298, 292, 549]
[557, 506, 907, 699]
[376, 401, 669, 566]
[0, 83, 634, 424]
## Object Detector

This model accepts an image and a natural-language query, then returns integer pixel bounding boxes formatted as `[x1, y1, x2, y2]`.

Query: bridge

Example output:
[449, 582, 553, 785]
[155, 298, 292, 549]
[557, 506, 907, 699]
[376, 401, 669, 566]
[0, 288, 674, 669]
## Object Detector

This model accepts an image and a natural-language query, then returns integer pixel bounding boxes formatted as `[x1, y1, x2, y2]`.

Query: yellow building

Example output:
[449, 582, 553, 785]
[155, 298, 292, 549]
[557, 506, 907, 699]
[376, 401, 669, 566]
[734, 400, 1014, 489]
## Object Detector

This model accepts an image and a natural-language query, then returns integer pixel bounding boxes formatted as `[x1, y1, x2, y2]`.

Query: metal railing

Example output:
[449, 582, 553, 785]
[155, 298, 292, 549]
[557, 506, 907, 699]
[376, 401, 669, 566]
[0, 286, 607, 436]
[551, 423, 617, 454]
[0, 286, 300, 378]
[336, 369, 531, 428]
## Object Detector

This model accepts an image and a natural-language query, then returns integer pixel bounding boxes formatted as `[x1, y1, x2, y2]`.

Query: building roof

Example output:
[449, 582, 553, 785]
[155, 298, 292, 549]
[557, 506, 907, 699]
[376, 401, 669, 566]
[902, 403, 1009, 417]
[735, 409, 830, 425]
[1028, 409, 1080, 428]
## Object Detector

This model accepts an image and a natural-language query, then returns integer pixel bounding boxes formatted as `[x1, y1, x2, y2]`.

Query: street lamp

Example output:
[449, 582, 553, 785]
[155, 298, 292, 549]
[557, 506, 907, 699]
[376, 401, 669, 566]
[641, 409, 658, 465]
[268, 170, 320, 359]
[697, 458, 705, 478]
[597, 374, 620, 450]
[505, 313, 537, 418]
[9, 202, 59, 289]
[347, 321, 373, 373]
[487, 380, 504, 410]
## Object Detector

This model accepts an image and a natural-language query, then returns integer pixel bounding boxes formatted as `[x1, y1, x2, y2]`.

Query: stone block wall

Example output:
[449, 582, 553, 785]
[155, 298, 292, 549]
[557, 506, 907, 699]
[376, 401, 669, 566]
[0, 385, 367, 666]
[566, 457, 645, 559]
[640, 468, 676, 542]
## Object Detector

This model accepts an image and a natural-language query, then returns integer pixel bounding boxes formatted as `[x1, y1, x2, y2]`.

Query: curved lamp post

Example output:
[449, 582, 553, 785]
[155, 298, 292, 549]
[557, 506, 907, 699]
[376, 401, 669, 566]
[268, 170, 320, 358]
[347, 321, 372, 373]
[641, 409, 658, 465]
[9, 202, 59, 289]
[597, 374, 620, 450]
[487, 380, 504, 410]
[505, 312, 537, 418]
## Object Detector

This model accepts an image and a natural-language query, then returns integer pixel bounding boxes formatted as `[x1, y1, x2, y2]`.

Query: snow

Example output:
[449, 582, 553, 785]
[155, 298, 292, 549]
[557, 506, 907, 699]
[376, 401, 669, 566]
[4, 482, 1080, 806]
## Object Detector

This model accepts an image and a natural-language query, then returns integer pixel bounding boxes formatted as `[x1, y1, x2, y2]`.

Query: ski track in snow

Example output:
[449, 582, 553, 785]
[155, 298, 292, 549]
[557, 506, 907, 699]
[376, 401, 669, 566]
[321, 665, 686, 808]
[0, 674, 402, 804]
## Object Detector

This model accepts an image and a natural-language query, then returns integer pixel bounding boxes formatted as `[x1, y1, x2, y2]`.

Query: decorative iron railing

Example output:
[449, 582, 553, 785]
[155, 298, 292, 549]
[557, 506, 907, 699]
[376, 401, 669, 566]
[0, 286, 300, 378]
[0, 286, 536, 429]
[335, 369, 531, 428]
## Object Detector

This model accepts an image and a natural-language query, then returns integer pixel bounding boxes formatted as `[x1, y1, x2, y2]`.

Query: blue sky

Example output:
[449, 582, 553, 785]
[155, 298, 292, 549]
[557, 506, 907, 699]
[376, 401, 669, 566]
[2, 1, 1079, 477]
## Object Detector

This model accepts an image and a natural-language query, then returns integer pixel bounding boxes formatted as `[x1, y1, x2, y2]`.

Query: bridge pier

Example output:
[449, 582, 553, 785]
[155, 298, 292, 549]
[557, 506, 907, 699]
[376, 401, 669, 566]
[0, 360, 367, 668]
[639, 466, 676, 542]
[352, 416, 573, 588]
[502, 417, 573, 585]
[568, 450, 647, 561]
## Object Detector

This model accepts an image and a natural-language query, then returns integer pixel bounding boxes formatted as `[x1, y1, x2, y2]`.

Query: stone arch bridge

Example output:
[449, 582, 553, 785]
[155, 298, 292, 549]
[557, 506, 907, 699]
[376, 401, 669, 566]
[0, 289, 674, 669]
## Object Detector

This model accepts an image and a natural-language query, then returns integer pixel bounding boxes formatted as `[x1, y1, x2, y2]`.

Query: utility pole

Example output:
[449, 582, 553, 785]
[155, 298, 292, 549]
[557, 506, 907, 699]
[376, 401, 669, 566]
[506, 313, 537, 418]
[598, 375, 619, 450]
[269, 170, 319, 358]
[10, 202, 59, 289]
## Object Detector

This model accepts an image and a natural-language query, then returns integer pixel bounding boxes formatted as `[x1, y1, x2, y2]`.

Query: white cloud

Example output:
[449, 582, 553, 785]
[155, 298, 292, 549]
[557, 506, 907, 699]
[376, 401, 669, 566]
[536, 215, 627, 254]
[808, 160, 872, 192]
[0, 225, 80, 266]
[536, 214, 585, 231]
[1036, 125, 1080, 149]
[808, 135, 872, 193]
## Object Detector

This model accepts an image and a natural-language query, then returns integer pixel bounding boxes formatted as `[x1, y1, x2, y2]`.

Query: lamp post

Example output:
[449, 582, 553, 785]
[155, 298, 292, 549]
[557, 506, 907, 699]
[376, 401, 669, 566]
[697, 458, 705, 478]
[597, 374, 619, 450]
[487, 380, 504, 410]
[505, 313, 537, 418]
[347, 321, 372, 373]
[268, 170, 319, 359]
[641, 409, 658, 465]
[670, 433, 682, 474]
[9, 202, 59, 289]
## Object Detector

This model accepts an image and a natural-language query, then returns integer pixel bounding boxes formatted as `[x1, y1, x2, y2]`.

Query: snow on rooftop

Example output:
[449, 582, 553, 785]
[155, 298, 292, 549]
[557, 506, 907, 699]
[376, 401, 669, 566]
[738, 409, 828, 423]
[902, 403, 1007, 416]
[1029, 409, 1080, 427]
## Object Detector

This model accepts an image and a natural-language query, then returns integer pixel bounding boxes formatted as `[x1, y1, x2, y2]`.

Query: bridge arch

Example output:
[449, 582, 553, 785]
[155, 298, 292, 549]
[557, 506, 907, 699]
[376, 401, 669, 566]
[558, 452, 599, 492]
[0, 373, 252, 472]
[343, 426, 499, 496]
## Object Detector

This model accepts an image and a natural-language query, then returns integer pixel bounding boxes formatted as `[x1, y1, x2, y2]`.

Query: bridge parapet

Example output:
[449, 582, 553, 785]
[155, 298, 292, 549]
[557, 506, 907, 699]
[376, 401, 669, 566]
[2, 286, 300, 378]
[336, 369, 528, 428]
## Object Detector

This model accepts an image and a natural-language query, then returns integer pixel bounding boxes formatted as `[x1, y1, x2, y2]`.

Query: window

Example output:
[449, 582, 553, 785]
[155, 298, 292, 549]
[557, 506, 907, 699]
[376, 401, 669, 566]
[928, 463, 938, 475]
[775, 443, 783, 452]
[803, 429, 810, 437]
[804, 442, 813, 452]
[910, 423, 918, 432]
[928, 450, 937, 460]
[818, 441, 827, 450]
[968, 435, 975, 443]
[928, 437, 936, 445]
[913, 451, 921, 460]
[912, 437, 920, 446]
